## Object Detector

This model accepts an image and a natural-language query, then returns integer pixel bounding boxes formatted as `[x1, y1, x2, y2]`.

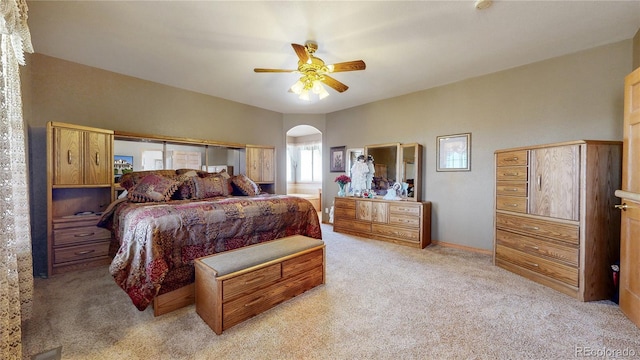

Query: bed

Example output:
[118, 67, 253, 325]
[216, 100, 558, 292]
[98, 169, 322, 314]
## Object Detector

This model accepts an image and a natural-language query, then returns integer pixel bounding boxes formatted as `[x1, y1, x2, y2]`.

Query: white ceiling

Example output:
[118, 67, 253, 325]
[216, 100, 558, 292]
[26, 1, 640, 115]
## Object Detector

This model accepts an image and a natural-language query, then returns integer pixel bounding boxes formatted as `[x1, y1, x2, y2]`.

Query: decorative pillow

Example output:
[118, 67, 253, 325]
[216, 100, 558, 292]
[119, 170, 178, 191]
[230, 174, 261, 196]
[127, 174, 180, 203]
[172, 170, 198, 200]
[190, 174, 230, 199]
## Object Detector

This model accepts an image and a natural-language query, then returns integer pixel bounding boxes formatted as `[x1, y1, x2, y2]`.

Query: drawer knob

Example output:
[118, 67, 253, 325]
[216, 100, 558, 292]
[522, 225, 540, 231]
[503, 172, 520, 176]
[524, 261, 539, 268]
[244, 296, 264, 307]
[75, 249, 95, 255]
[74, 232, 95, 237]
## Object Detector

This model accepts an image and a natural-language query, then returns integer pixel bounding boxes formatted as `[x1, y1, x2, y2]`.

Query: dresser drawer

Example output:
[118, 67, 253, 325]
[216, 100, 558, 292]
[372, 224, 420, 243]
[53, 240, 110, 264]
[496, 150, 528, 166]
[388, 214, 420, 228]
[334, 219, 371, 233]
[496, 166, 528, 181]
[53, 226, 112, 246]
[334, 207, 355, 219]
[496, 229, 578, 267]
[222, 263, 281, 302]
[283, 249, 324, 278]
[496, 213, 579, 245]
[389, 204, 420, 216]
[496, 245, 578, 286]
[496, 182, 527, 197]
[496, 196, 528, 213]
[334, 197, 355, 209]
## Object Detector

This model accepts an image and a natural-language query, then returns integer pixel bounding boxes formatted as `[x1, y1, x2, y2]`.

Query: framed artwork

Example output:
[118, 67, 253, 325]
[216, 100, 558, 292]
[114, 155, 134, 175]
[436, 133, 471, 172]
[330, 146, 346, 172]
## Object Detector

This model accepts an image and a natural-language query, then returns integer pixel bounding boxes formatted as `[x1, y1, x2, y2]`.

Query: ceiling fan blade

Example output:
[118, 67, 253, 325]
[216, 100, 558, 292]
[292, 43, 309, 63]
[254, 68, 296, 73]
[329, 60, 366, 72]
[322, 75, 349, 93]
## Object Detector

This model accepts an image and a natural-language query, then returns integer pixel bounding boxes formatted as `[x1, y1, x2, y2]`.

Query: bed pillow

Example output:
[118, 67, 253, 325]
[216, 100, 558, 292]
[119, 170, 178, 191]
[172, 170, 199, 200]
[190, 174, 230, 199]
[230, 174, 261, 196]
[127, 174, 180, 203]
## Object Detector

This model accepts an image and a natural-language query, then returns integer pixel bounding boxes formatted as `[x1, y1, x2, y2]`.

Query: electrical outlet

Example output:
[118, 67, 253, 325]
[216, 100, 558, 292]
[325, 208, 329, 213]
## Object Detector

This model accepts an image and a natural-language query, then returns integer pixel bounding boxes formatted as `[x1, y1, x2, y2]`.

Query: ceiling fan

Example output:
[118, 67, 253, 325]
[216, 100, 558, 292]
[254, 41, 366, 100]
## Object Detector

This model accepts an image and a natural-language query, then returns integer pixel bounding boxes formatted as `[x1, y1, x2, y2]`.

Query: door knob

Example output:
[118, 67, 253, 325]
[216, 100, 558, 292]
[615, 203, 628, 211]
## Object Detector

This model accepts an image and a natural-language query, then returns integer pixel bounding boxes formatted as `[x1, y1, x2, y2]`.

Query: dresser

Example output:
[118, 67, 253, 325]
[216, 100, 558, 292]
[333, 197, 431, 248]
[47, 122, 114, 275]
[494, 140, 621, 301]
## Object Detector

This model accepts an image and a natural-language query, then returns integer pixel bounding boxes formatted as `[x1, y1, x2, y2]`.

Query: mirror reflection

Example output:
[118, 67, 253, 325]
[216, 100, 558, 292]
[364, 143, 399, 197]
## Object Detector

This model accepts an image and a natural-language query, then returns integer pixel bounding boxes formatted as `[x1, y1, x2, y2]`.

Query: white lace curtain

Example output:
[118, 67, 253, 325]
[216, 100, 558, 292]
[0, 0, 34, 359]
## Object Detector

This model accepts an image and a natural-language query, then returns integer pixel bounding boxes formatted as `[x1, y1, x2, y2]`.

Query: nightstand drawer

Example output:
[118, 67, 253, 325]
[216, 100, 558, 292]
[53, 241, 110, 264]
[53, 226, 112, 246]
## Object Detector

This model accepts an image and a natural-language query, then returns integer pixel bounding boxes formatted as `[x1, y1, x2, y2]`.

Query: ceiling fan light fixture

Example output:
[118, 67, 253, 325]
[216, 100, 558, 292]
[290, 80, 305, 94]
[299, 90, 310, 101]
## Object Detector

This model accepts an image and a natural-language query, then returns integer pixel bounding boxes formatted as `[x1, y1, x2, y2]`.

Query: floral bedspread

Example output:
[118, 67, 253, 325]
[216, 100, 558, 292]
[98, 195, 322, 311]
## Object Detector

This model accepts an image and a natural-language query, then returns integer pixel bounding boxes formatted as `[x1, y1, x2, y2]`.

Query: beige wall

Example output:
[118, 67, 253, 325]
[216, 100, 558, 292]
[325, 40, 631, 250]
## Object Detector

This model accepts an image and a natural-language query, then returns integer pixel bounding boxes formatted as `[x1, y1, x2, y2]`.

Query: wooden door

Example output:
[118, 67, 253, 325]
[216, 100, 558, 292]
[246, 147, 261, 181]
[619, 67, 640, 327]
[529, 145, 580, 221]
[53, 127, 83, 185]
[84, 131, 111, 185]
[260, 148, 275, 183]
[356, 200, 372, 222]
[371, 202, 388, 223]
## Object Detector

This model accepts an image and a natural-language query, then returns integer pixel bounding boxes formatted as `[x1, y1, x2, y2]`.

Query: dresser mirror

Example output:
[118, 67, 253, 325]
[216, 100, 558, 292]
[400, 143, 423, 201]
[364, 142, 422, 201]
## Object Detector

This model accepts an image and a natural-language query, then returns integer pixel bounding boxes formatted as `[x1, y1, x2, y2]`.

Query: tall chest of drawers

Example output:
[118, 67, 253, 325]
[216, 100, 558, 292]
[333, 197, 431, 249]
[494, 141, 622, 301]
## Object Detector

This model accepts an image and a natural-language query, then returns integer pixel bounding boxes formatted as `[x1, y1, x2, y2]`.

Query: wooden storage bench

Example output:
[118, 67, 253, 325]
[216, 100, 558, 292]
[195, 235, 325, 334]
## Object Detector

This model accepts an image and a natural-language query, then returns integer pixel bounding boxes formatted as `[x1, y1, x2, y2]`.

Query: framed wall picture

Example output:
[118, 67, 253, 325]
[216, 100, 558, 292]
[114, 155, 134, 182]
[436, 133, 471, 172]
[330, 146, 346, 172]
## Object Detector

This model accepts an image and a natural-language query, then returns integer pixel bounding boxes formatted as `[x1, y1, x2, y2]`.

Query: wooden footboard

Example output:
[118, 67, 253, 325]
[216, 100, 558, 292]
[153, 284, 195, 316]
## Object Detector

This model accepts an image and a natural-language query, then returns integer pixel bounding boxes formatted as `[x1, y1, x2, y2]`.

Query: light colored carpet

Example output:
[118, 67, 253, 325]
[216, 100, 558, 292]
[23, 224, 640, 359]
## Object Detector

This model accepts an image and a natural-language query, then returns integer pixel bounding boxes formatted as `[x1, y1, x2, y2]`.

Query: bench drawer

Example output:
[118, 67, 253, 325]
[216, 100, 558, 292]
[222, 264, 281, 302]
[223, 267, 323, 330]
[283, 249, 323, 277]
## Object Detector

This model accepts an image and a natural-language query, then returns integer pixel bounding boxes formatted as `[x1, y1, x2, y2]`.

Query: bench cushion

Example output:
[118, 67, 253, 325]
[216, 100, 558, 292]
[199, 235, 324, 277]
